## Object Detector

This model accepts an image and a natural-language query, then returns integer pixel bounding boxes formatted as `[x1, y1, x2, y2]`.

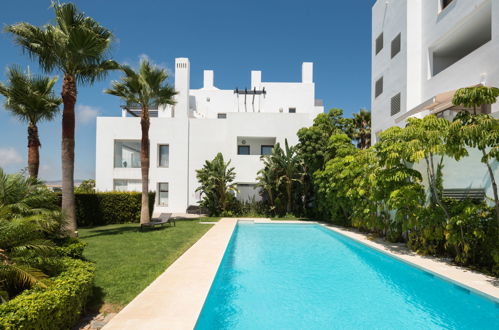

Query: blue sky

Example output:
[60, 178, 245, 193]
[0, 0, 372, 180]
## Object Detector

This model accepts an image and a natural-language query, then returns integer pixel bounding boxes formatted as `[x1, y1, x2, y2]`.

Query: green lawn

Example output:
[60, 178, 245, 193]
[79, 219, 217, 311]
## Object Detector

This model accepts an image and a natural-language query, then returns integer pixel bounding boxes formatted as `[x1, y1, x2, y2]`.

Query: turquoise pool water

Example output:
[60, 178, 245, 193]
[196, 223, 499, 329]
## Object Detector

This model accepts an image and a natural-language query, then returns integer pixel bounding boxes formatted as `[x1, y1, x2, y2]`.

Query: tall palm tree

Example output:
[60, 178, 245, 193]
[352, 109, 371, 149]
[6, 2, 118, 236]
[0, 66, 61, 178]
[105, 60, 176, 224]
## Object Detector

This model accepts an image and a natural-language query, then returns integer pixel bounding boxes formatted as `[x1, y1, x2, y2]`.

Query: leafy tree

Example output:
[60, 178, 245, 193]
[75, 179, 95, 193]
[448, 112, 499, 227]
[196, 153, 238, 216]
[403, 116, 451, 220]
[452, 86, 499, 115]
[6, 2, 118, 235]
[105, 59, 176, 224]
[0, 66, 61, 178]
[351, 108, 371, 149]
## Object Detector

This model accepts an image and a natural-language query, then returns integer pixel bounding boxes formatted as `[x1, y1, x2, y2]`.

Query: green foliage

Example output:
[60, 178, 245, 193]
[196, 153, 237, 216]
[75, 179, 95, 193]
[452, 86, 499, 113]
[73, 192, 155, 226]
[351, 108, 371, 149]
[0, 65, 61, 125]
[0, 258, 95, 330]
[5, 2, 118, 84]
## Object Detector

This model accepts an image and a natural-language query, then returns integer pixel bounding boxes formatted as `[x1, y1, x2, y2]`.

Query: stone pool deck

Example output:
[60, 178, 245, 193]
[104, 218, 498, 330]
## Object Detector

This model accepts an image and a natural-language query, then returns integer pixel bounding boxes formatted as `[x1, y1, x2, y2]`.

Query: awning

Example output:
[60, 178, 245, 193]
[394, 84, 482, 123]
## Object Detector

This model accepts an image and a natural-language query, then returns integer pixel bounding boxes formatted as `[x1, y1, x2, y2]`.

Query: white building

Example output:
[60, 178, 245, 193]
[95, 58, 324, 213]
[371, 0, 499, 142]
[371, 0, 499, 199]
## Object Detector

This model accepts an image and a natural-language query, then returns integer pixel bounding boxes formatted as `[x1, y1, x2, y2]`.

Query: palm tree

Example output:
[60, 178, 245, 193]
[5, 2, 118, 236]
[273, 140, 302, 214]
[196, 153, 238, 216]
[256, 165, 276, 213]
[0, 168, 63, 301]
[0, 66, 61, 178]
[105, 60, 176, 224]
[352, 109, 371, 149]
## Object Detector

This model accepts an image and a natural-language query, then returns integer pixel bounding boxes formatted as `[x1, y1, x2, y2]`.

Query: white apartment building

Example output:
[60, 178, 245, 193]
[371, 0, 499, 199]
[95, 58, 324, 213]
[371, 0, 499, 142]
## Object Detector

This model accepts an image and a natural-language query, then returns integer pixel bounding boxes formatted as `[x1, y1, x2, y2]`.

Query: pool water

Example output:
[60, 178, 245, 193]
[196, 223, 499, 329]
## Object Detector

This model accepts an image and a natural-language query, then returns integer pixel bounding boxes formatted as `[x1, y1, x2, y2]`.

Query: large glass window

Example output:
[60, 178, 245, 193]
[158, 144, 169, 167]
[238, 145, 250, 155]
[261, 145, 273, 155]
[114, 140, 140, 168]
[158, 182, 169, 206]
[113, 179, 141, 192]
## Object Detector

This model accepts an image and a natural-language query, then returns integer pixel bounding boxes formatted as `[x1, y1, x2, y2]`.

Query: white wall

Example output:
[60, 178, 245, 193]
[371, 0, 499, 141]
[96, 59, 323, 214]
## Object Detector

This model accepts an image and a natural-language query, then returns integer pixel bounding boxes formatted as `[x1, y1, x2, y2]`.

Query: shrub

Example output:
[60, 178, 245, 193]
[55, 237, 87, 259]
[0, 258, 95, 330]
[73, 192, 155, 227]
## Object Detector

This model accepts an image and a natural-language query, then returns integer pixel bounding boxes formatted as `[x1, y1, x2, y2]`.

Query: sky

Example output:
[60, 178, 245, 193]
[0, 0, 373, 181]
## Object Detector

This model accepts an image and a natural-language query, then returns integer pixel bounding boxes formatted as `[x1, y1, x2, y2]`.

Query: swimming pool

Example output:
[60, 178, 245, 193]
[196, 222, 498, 329]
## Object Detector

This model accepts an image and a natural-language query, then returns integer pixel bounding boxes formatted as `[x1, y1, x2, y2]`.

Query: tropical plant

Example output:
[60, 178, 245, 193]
[196, 153, 238, 216]
[448, 112, 499, 227]
[105, 59, 176, 224]
[6, 2, 118, 235]
[256, 165, 276, 214]
[0, 168, 59, 220]
[452, 86, 499, 115]
[351, 108, 371, 149]
[0, 66, 61, 178]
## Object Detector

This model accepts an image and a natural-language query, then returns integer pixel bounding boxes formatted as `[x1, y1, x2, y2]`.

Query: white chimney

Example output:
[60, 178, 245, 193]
[302, 62, 313, 83]
[203, 70, 214, 89]
[174, 58, 190, 118]
[251, 70, 261, 89]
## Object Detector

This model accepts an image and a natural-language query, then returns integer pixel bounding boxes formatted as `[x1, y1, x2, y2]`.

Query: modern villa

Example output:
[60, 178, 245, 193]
[371, 0, 499, 199]
[95, 58, 324, 213]
[371, 0, 498, 142]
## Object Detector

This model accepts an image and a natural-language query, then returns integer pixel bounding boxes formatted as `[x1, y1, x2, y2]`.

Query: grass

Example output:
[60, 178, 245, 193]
[79, 219, 217, 312]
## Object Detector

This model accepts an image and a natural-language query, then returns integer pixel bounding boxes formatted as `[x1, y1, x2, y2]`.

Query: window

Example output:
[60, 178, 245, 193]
[158, 144, 169, 167]
[375, 77, 383, 98]
[391, 93, 401, 116]
[375, 33, 383, 54]
[391, 33, 401, 58]
[288, 108, 296, 113]
[238, 145, 250, 155]
[158, 182, 169, 206]
[113, 179, 141, 192]
[431, 2, 491, 76]
[441, 0, 454, 10]
[114, 140, 140, 168]
[261, 145, 273, 155]
[217, 113, 227, 119]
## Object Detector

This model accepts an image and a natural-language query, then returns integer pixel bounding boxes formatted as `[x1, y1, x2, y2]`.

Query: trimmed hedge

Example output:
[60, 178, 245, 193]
[74, 192, 155, 227]
[0, 258, 95, 330]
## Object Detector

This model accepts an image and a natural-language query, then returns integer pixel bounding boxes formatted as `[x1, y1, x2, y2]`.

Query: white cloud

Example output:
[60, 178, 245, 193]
[77, 105, 99, 124]
[0, 147, 23, 167]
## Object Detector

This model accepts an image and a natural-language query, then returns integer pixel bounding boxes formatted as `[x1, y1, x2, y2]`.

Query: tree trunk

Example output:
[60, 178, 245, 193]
[482, 150, 499, 229]
[61, 74, 77, 237]
[426, 155, 450, 221]
[27, 122, 41, 178]
[140, 106, 151, 224]
[286, 182, 292, 213]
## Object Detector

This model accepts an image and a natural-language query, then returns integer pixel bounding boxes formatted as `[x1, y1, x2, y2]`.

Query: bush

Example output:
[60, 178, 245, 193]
[0, 258, 95, 330]
[55, 237, 87, 259]
[73, 192, 155, 227]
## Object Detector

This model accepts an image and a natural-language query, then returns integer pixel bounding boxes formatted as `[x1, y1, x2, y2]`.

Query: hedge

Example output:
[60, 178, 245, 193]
[74, 192, 155, 227]
[0, 258, 95, 330]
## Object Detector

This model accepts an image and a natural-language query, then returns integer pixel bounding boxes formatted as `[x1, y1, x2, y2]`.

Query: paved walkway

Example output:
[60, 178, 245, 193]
[104, 218, 498, 330]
